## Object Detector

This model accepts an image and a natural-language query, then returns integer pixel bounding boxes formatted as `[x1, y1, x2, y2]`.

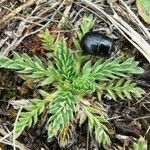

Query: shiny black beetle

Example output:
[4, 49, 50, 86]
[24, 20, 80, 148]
[80, 32, 113, 56]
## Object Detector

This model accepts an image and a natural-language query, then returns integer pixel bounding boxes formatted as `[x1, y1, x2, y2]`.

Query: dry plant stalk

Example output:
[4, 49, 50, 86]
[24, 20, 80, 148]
[118, 0, 150, 39]
[0, 0, 8, 4]
[81, 0, 150, 63]
[57, 1, 73, 28]
[0, 0, 62, 56]
[0, 126, 29, 150]
[0, 0, 37, 31]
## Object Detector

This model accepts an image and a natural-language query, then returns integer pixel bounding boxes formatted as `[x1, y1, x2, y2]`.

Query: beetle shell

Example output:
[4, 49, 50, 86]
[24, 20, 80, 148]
[80, 32, 113, 56]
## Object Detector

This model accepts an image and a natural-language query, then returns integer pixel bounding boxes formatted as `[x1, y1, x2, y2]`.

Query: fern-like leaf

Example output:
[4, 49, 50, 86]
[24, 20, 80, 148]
[0, 52, 55, 79]
[48, 91, 76, 138]
[72, 76, 96, 93]
[15, 99, 46, 137]
[72, 61, 95, 93]
[86, 107, 111, 145]
[91, 57, 144, 81]
[39, 29, 56, 51]
[73, 15, 95, 49]
[77, 14, 95, 40]
[57, 122, 75, 147]
[55, 39, 76, 81]
[98, 79, 145, 100]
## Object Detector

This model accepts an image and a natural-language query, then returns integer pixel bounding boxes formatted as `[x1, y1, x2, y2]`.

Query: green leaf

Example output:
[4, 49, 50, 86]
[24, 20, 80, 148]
[48, 91, 76, 139]
[133, 136, 147, 150]
[39, 29, 56, 51]
[15, 99, 47, 137]
[97, 79, 145, 101]
[38, 90, 50, 98]
[40, 77, 55, 86]
[72, 76, 96, 93]
[136, 0, 150, 24]
[91, 57, 144, 81]
[86, 107, 110, 145]
[82, 61, 92, 76]
[55, 38, 76, 81]
[73, 15, 95, 49]
[0, 53, 56, 81]
[80, 14, 95, 36]
[72, 37, 81, 50]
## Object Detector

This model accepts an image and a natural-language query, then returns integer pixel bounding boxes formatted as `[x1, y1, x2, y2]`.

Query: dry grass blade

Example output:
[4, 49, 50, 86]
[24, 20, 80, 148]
[0, 0, 62, 56]
[0, 126, 29, 150]
[0, 0, 7, 4]
[0, 0, 37, 31]
[118, 0, 150, 39]
[0, 37, 9, 48]
[57, 1, 73, 28]
[13, 107, 23, 150]
[81, 0, 150, 63]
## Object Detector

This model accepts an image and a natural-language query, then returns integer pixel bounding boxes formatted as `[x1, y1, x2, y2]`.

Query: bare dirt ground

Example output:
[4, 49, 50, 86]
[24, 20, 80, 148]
[0, 0, 150, 149]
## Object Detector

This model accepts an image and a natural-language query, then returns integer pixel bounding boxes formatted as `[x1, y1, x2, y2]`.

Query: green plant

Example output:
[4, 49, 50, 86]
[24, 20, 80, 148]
[73, 14, 95, 50]
[0, 16, 145, 147]
[39, 29, 58, 52]
[76, 14, 95, 40]
[136, 0, 150, 24]
[133, 136, 147, 150]
[0, 38, 144, 147]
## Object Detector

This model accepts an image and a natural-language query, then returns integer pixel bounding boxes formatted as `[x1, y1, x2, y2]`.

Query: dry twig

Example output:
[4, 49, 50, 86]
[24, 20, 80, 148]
[0, 0, 62, 56]
[0, 0, 36, 31]
[57, 0, 73, 28]
[0, 126, 29, 150]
